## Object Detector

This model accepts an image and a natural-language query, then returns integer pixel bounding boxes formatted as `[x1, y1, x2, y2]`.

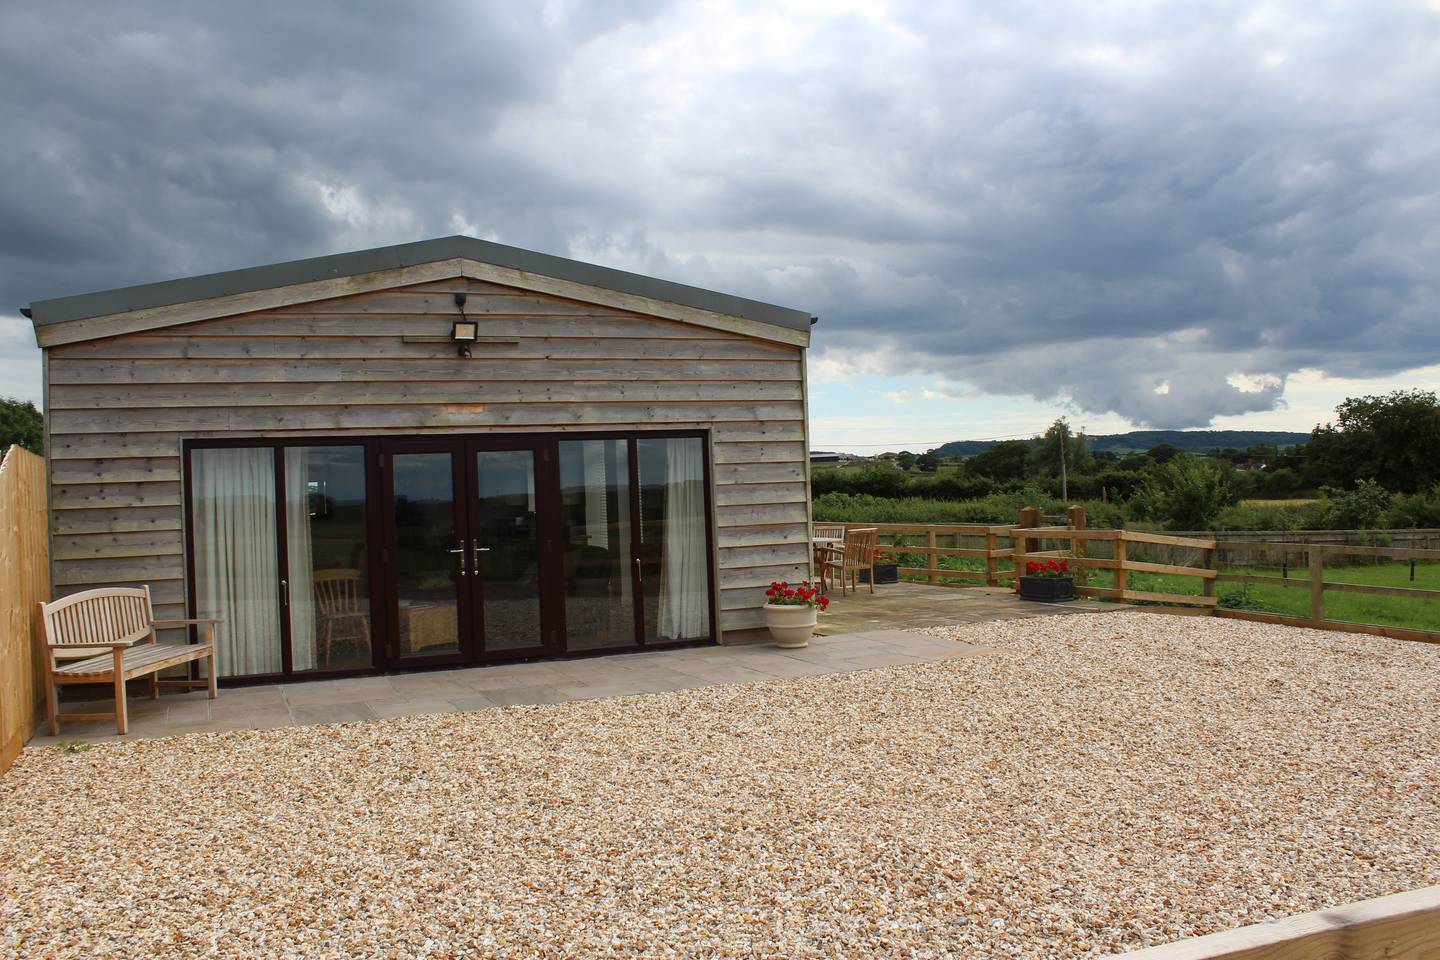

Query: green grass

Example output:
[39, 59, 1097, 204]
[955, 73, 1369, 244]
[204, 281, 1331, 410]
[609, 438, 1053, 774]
[889, 552, 1440, 633]
[1081, 561, 1440, 633]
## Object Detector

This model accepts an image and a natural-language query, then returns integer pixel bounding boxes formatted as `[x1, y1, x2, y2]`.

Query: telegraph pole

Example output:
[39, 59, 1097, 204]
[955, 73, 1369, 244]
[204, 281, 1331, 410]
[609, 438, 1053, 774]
[1060, 423, 1068, 502]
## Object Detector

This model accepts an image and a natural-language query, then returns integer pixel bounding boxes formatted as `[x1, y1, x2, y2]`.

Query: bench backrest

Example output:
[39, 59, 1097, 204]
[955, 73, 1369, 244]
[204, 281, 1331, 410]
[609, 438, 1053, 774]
[39, 586, 155, 660]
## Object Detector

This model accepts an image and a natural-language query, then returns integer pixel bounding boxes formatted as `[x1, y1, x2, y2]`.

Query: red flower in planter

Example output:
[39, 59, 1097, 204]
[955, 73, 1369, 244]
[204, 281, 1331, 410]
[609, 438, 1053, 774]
[765, 579, 829, 609]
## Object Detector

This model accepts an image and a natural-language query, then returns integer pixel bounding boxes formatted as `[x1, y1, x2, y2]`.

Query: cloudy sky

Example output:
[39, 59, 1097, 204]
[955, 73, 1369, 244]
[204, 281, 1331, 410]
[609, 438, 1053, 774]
[2, 1, 1437, 451]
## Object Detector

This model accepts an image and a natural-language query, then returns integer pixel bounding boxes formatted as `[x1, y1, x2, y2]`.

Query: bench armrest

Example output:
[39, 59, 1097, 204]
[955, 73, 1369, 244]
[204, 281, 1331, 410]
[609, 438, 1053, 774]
[49, 639, 138, 649]
[152, 618, 223, 627]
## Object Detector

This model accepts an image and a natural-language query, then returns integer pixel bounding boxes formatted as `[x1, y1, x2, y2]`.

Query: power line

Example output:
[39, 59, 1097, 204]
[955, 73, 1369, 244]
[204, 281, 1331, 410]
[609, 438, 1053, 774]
[809, 430, 1047, 448]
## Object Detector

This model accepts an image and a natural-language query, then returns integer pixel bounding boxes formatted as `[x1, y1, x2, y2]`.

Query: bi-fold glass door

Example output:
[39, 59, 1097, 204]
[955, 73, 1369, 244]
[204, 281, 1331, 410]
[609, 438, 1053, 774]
[188, 442, 378, 679]
[187, 431, 715, 681]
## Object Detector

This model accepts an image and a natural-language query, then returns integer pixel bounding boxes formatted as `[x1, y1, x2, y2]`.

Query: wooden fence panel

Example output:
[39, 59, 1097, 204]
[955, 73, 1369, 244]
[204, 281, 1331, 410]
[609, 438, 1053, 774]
[1108, 883, 1440, 959]
[0, 446, 50, 776]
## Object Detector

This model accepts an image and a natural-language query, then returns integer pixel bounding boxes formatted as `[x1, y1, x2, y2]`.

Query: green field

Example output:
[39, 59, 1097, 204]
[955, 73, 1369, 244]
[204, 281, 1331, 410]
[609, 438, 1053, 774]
[898, 553, 1440, 633]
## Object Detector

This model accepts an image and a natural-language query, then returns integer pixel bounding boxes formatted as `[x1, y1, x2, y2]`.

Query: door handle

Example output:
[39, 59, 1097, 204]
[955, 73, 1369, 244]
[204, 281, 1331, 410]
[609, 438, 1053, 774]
[473, 543, 490, 570]
[448, 542, 468, 576]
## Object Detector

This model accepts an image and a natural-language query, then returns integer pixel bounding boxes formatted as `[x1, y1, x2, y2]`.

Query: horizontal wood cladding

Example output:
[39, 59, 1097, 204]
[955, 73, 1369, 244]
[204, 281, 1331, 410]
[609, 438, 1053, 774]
[49, 358, 804, 385]
[53, 554, 184, 587]
[47, 401, 805, 435]
[54, 334, 794, 361]
[711, 441, 807, 464]
[50, 379, 804, 410]
[50, 457, 182, 485]
[50, 505, 184, 536]
[52, 530, 184, 561]
[52, 454, 807, 489]
[45, 426, 812, 463]
[46, 275, 812, 643]
[719, 609, 767, 631]
[51, 482, 182, 511]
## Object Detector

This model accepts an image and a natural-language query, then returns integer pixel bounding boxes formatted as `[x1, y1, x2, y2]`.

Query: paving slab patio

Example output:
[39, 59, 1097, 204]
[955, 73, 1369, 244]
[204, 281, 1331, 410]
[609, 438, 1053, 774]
[28, 583, 1122, 746]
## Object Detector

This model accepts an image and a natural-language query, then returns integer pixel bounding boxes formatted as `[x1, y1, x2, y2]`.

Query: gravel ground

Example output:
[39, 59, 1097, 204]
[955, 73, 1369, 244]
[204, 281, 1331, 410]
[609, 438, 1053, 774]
[2, 614, 1437, 959]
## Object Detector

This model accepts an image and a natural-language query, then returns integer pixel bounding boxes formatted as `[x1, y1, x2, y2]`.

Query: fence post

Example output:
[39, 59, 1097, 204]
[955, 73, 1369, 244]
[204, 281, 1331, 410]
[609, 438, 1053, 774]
[1012, 530, 1027, 593]
[1016, 507, 1041, 593]
[1309, 546, 1325, 625]
[1202, 546, 1216, 605]
[1114, 534, 1128, 599]
[1066, 506, 1087, 580]
[927, 528, 937, 584]
[985, 530, 998, 587]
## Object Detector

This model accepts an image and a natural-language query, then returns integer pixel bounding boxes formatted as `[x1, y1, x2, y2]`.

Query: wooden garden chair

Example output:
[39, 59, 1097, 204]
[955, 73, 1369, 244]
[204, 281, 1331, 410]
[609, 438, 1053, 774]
[813, 523, 846, 572]
[38, 586, 219, 735]
[822, 527, 879, 596]
[313, 569, 370, 666]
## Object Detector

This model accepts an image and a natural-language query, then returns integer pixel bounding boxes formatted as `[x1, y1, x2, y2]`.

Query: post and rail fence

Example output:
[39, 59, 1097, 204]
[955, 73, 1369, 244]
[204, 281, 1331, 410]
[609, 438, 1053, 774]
[839, 505, 1440, 645]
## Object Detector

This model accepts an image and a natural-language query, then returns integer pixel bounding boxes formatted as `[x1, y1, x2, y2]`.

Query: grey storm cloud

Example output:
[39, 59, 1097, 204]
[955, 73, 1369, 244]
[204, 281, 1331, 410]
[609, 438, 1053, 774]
[1, 0, 1436, 427]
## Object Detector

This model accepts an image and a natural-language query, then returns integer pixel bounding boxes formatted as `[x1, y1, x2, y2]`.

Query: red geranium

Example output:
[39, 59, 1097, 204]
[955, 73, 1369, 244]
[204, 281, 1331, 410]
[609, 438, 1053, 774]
[1024, 558, 1073, 579]
[766, 580, 829, 609]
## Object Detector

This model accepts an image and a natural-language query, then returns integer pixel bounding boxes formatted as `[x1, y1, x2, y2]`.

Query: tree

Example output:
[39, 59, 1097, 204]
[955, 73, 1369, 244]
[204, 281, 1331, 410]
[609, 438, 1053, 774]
[916, 450, 939, 472]
[1146, 442, 1182, 464]
[1307, 389, 1440, 493]
[1135, 455, 1236, 531]
[0, 398, 42, 454]
[1031, 418, 1091, 500]
[895, 450, 917, 471]
[1321, 478, 1390, 529]
[966, 440, 1030, 483]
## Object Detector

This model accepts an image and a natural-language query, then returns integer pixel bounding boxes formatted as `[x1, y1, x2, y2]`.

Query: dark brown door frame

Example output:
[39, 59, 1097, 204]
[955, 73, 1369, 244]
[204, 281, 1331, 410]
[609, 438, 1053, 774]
[377, 437, 476, 669]
[460, 434, 561, 662]
[182, 428, 719, 684]
[181, 437, 391, 684]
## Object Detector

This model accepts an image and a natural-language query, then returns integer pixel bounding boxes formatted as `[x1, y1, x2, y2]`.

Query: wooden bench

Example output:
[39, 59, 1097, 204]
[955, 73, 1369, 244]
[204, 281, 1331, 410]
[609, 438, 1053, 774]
[39, 586, 220, 735]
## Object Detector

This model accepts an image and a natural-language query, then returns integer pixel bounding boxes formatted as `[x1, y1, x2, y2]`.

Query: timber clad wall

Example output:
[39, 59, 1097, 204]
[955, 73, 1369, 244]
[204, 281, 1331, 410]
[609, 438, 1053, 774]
[45, 277, 810, 637]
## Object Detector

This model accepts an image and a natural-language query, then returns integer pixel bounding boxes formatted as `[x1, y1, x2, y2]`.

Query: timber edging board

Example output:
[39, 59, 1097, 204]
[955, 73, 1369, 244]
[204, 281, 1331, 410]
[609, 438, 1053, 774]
[1105, 883, 1440, 959]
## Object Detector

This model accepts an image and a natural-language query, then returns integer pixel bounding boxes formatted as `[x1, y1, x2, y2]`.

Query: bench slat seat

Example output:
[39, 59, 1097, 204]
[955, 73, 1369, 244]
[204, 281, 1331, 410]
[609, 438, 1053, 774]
[39, 586, 221, 735]
[54, 643, 213, 679]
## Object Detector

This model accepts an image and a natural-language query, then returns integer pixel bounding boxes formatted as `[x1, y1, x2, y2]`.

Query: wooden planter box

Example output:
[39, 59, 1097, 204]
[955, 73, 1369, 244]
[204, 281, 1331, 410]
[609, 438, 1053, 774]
[859, 563, 899, 585]
[1019, 576, 1075, 602]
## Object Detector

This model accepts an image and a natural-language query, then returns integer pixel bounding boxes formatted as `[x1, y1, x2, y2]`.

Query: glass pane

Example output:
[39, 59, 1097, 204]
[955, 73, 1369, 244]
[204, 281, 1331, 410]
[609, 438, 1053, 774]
[286, 446, 372, 672]
[191, 447, 282, 677]
[559, 439, 636, 650]
[638, 437, 712, 642]
[393, 452, 460, 658]
[475, 450, 543, 651]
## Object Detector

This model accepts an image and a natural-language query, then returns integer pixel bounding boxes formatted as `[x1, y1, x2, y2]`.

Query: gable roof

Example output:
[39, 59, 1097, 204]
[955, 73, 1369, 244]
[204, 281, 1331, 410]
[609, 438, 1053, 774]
[26, 235, 814, 348]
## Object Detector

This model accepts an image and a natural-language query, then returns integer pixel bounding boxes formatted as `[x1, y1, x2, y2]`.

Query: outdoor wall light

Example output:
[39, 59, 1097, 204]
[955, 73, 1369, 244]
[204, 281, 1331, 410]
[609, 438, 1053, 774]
[452, 292, 477, 357]
[400, 290, 519, 353]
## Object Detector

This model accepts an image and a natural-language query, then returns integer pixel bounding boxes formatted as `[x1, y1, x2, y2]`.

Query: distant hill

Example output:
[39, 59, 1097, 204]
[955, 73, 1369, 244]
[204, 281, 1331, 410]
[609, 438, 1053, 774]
[932, 430, 1310, 459]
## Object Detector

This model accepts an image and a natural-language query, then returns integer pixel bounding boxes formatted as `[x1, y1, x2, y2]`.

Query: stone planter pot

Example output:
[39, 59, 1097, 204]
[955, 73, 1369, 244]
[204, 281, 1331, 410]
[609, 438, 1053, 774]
[859, 563, 899, 585]
[1019, 576, 1075, 602]
[763, 603, 819, 648]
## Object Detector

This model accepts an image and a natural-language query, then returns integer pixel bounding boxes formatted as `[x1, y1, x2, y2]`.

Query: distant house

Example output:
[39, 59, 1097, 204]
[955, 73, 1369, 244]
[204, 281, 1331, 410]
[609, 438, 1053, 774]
[809, 451, 843, 464]
[25, 237, 813, 682]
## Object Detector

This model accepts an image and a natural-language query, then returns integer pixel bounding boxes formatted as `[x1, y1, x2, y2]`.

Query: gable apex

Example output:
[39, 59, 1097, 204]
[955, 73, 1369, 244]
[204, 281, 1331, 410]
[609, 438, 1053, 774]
[27, 236, 814, 348]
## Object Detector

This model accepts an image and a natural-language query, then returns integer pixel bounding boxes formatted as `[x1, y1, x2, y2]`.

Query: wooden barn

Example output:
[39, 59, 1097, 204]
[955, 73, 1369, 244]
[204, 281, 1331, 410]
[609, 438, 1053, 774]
[25, 237, 814, 682]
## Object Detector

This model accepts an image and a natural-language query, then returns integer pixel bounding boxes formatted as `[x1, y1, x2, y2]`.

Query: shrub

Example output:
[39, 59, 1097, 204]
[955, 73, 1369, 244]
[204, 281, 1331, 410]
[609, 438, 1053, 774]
[1321, 479, 1391, 529]
[1383, 485, 1440, 528]
[1133, 455, 1236, 531]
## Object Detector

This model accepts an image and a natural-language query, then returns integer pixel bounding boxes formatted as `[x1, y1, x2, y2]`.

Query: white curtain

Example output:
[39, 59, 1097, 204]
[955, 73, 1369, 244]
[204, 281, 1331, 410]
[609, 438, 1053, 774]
[192, 448, 282, 676]
[284, 449, 317, 672]
[658, 438, 709, 639]
[582, 440, 609, 549]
